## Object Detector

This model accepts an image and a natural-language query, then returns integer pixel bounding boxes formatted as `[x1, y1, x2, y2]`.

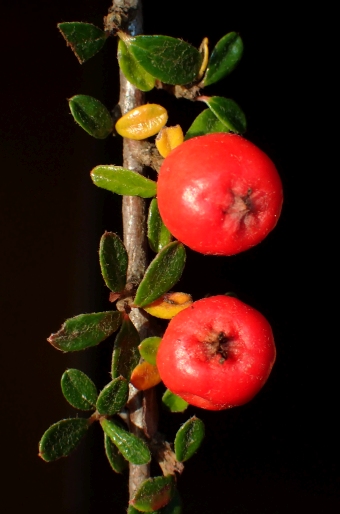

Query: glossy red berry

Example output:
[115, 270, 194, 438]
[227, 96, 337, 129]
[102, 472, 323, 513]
[156, 295, 276, 411]
[157, 133, 283, 255]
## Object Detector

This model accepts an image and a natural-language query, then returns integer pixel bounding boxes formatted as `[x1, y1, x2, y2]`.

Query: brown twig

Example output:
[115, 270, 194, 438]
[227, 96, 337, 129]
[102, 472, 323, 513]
[105, 0, 158, 500]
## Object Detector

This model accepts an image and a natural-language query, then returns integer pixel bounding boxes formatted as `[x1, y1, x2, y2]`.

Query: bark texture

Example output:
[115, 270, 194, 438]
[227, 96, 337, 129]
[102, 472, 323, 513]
[105, 0, 156, 499]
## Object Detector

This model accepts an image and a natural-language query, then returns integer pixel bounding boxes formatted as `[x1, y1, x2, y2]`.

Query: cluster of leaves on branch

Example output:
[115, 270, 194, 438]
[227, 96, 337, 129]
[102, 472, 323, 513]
[39, 14, 245, 513]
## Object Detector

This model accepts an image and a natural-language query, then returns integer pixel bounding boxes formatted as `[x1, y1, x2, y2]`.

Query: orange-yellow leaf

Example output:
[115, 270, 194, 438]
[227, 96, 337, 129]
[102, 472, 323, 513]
[130, 361, 161, 390]
[197, 37, 209, 80]
[143, 292, 193, 319]
[155, 125, 184, 157]
[115, 104, 168, 140]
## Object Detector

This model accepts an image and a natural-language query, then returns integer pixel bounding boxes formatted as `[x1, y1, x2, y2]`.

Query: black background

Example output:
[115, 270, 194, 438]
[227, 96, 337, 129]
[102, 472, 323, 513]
[1, 1, 336, 513]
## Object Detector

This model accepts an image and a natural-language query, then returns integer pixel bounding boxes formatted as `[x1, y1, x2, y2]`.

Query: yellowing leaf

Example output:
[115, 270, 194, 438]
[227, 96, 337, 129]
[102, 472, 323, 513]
[143, 292, 193, 319]
[156, 125, 184, 158]
[130, 361, 161, 390]
[197, 37, 209, 81]
[115, 104, 168, 140]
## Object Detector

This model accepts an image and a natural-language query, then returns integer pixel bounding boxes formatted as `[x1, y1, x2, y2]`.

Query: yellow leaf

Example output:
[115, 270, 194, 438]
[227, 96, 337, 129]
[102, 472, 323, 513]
[143, 292, 193, 319]
[130, 361, 161, 390]
[197, 37, 209, 80]
[155, 125, 184, 157]
[115, 104, 168, 140]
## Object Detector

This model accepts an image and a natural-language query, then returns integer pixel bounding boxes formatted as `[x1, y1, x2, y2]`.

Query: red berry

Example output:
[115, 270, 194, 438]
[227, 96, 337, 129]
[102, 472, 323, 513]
[156, 295, 276, 411]
[157, 133, 283, 255]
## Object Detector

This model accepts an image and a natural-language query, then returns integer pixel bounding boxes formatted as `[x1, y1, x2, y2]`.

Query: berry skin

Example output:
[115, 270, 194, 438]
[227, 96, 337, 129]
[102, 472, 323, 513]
[156, 295, 276, 411]
[157, 133, 283, 255]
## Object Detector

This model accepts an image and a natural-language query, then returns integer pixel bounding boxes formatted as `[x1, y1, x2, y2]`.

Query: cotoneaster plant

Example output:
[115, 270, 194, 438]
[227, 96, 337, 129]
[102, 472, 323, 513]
[39, 2, 282, 513]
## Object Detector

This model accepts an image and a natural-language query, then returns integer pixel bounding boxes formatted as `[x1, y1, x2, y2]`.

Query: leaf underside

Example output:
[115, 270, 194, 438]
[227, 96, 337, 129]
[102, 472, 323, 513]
[91, 166, 157, 197]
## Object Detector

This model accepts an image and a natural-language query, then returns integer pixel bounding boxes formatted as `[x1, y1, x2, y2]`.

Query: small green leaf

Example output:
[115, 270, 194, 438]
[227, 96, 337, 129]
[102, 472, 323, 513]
[185, 108, 230, 140]
[99, 232, 128, 293]
[91, 166, 157, 198]
[128, 507, 145, 514]
[162, 389, 188, 413]
[58, 22, 107, 64]
[203, 32, 243, 86]
[61, 369, 98, 410]
[96, 376, 129, 416]
[48, 311, 121, 352]
[104, 433, 128, 473]
[201, 96, 247, 134]
[174, 417, 205, 462]
[69, 95, 113, 139]
[131, 475, 175, 512]
[112, 314, 140, 381]
[118, 40, 156, 92]
[147, 199, 172, 252]
[161, 490, 182, 514]
[139, 337, 162, 366]
[101, 418, 151, 465]
[39, 418, 89, 462]
[125, 35, 202, 85]
[128, 490, 182, 513]
[134, 242, 186, 308]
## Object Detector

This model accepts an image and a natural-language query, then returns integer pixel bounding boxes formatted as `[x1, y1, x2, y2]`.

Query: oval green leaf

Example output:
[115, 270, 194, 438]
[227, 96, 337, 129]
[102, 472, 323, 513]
[38, 418, 89, 462]
[96, 376, 129, 416]
[101, 418, 151, 465]
[99, 232, 128, 293]
[61, 369, 98, 410]
[185, 108, 230, 140]
[104, 433, 128, 473]
[58, 22, 107, 64]
[174, 417, 205, 462]
[111, 313, 140, 381]
[69, 95, 113, 139]
[201, 96, 247, 134]
[48, 311, 121, 352]
[162, 389, 188, 413]
[91, 165, 157, 198]
[203, 32, 244, 86]
[134, 242, 186, 308]
[139, 337, 162, 366]
[118, 39, 156, 92]
[128, 490, 182, 513]
[131, 475, 175, 512]
[147, 199, 172, 252]
[126, 35, 202, 85]
[161, 490, 182, 514]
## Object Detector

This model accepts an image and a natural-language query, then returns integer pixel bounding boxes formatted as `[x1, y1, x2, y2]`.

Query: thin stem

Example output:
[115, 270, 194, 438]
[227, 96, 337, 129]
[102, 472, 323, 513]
[106, 0, 158, 500]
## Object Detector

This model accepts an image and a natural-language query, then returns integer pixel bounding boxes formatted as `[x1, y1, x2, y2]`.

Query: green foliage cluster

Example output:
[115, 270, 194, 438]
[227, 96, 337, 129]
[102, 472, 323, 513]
[40, 14, 246, 513]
